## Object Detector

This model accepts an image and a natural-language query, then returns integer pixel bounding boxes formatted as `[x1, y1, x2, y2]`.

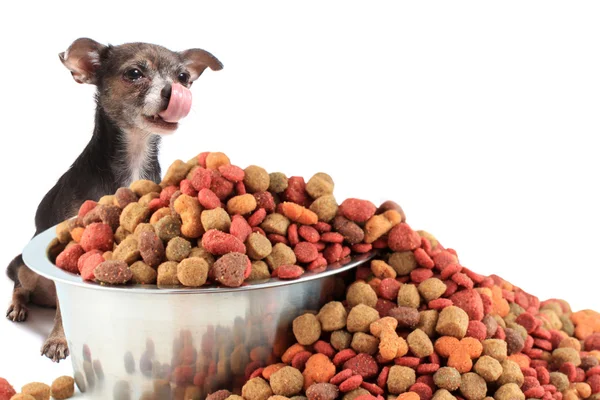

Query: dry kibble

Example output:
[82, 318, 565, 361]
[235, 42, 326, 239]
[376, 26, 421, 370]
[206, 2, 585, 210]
[347, 304, 380, 333]
[248, 261, 271, 281]
[244, 165, 270, 193]
[436, 306, 469, 339]
[482, 339, 508, 362]
[165, 237, 192, 262]
[227, 194, 258, 215]
[317, 301, 347, 332]
[388, 252, 417, 275]
[460, 373, 487, 400]
[157, 261, 180, 286]
[268, 172, 288, 193]
[201, 207, 232, 232]
[306, 173, 334, 199]
[331, 330, 353, 351]
[130, 179, 162, 197]
[154, 215, 182, 242]
[397, 284, 420, 308]
[261, 213, 291, 236]
[346, 281, 378, 308]
[342, 389, 370, 400]
[177, 257, 209, 287]
[417, 310, 439, 338]
[161, 159, 192, 187]
[494, 383, 524, 400]
[418, 278, 447, 302]
[432, 389, 457, 400]
[130, 261, 158, 284]
[270, 366, 304, 396]
[246, 233, 273, 260]
[293, 313, 322, 345]
[265, 243, 296, 271]
[433, 367, 462, 391]
[50, 376, 75, 400]
[206, 152, 231, 170]
[550, 372, 570, 392]
[242, 377, 274, 400]
[407, 328, 434, 357]
[473, 355, 503, 382]
[120, 202, 150, 233]
[21, 382, 51, 400]
[388, 366, 416, 394]
[496, 359, 524, 387]
[309, 195, 338, 223]
[552, 347, 581, 367]
[351, 332, 380, 355]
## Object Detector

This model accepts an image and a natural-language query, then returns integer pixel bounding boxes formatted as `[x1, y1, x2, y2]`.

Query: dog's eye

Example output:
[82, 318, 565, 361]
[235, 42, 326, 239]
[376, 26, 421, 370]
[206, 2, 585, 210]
[124, 68, 144, 81]
[178, 72, 190, 84]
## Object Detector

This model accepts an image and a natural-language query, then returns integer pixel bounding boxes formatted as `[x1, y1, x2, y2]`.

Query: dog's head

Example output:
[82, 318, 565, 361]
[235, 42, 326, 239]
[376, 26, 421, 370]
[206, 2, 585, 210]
[59, 38, 223, 134]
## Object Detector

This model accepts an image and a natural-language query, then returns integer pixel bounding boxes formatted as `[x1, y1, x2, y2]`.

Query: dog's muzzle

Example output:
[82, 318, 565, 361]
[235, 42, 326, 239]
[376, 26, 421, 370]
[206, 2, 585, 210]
[158, 83, 192, 123]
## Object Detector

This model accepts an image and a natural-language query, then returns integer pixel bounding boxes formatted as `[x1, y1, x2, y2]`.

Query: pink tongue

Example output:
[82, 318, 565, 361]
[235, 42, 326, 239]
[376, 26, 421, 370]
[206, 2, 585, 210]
[159, 83, 192, 123]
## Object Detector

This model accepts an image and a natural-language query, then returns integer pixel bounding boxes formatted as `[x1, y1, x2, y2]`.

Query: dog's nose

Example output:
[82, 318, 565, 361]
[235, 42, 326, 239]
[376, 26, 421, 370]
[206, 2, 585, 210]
[161, 84, 172, 101]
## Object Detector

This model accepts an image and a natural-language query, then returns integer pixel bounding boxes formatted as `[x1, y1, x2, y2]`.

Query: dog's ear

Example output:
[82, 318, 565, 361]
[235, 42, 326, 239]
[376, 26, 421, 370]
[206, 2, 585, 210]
[59, 38, 106, 85]
[180, 49, 223, 82]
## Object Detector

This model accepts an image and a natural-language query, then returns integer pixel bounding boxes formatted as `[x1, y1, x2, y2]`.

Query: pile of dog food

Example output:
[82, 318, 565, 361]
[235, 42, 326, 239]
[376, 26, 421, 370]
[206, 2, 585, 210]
[0, 376, 74, 400]
[50, 152, 402, 287]
[37, 152, 600, 400]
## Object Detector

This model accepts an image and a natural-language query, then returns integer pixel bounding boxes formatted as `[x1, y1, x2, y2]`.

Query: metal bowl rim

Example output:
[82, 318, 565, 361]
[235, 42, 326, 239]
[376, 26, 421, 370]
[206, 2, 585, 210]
[22, 224, 378, 294]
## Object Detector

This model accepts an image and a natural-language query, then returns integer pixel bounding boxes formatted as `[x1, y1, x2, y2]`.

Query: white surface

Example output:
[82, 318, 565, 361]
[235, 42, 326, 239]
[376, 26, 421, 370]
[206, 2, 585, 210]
[1, 0, 600, 395]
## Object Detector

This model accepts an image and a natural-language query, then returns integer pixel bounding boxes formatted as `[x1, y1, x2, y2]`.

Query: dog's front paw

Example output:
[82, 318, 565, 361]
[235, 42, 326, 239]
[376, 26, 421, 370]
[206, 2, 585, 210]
[6, 301, 28, 322]
[41, 336, 70, 362]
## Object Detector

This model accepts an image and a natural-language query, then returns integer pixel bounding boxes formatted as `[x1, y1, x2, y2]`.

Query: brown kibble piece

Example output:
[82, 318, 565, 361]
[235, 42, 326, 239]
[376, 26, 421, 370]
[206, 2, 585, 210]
[248, 261, 271, 281]
[388, 252, 417, 275]
[306, 383, 338, 400]
[397, 284, 420, 309]
[265, 243, 296, 271]
[120, 202, 150, 233]
[139, 230, 165, 268]
[494, 383, 525, 400]
[482, 339, 508, 362]
[177, 257, 209, 287]
[306, 173, 334, 199]
[293, 313, 322, 345]
[431, 389, 457, 400]
[433, 367, 462, 391]
[115, 187, 139, 209]
[165, 237, 192, 262]
[246, 233, 273, 260]
[242, 377, 274, 400]
[552, 347, 581, 367]
[407, 328, 434, 357]
[50, 376, 75, 400]
[436, 306, 469, 338]
[331, 330, 353, 351]
[351, 332, 380, 355]
[201, 207, 232, 232]
[160, 159, 192, 187]
[21, 382, 51, 400]
[346, 281, 378, 308]
[130, 261, 158, 284]
[347, 304, 380, 333]
[309, 195, 338, 223]
[496, 359, 524, 387]
[130, 179, 162, 197]
[418, 278, 447, 302]
[206, 152, 231, 170]
[154, 215, 182, 242]
[244, 165, 270, 193]
[94, 260, 132, 285]
[270, 366, 304, 396]
[113, 236, 140, 265]
[261, 213, 291, 236]
[342, 389, 370, 400]
[268, 172, 288, 193]
[549, 372, 569, 392]
[460, 373, 487, 400]
[157, 261, 180, 286]
[332, 216, 364, 245]
[10, 394, 36, 400]
[417, 310, 439, 337]
[317, 301, 347, 332]
[388, 366, 416, 394]
[474, 355, 503, 382]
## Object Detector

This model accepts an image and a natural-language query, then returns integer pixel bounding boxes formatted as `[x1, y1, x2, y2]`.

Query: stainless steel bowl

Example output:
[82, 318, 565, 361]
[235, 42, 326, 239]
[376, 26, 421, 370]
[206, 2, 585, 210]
[23, 225, 377, 400]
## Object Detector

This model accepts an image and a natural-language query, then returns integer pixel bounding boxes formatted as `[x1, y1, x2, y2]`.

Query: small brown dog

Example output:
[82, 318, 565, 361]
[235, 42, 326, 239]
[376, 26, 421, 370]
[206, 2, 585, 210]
[5, 37, 223, 362]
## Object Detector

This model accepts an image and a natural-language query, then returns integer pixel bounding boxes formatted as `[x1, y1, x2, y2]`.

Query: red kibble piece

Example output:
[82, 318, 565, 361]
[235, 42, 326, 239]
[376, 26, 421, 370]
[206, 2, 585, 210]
[295, 242, 319, 263]
[480, 277, 495, 288]
[210, 170, 235, 200]
[428, 298, 453, 311]
[376, 299, 396, 318]
[313, 341, 335, 358]
[248, 208, 267, 227]
[197, 152, 209, 167]
[198, 188, 221, 209]
[481, 294, 494, 315]
[180, 179, 198, 196]
[352, 243, 373, 253]
[440, 264, 462, 280]
[277, 265, 304, 280]
[429, 352, 441, 365]
[252, 227, 266, 236]
[537, 366, 550, 385]
[298, 225, 320, 243]
[321, 232, 344, 243]
[416, 363, 440, 374]
[307, 256, 328, 271]
[451, 272, 474, 289]
[533, 327, 552, 340]
[433, 251, 457, 270]
[313, 222, 332, 233]
[324, 243, 343, 264]
[288, 224, 300, 246]
[378, 278, 401, 301]
[343, 354, 379, 379]
[254, 191, 275, 213]
[160, 185, 178, 203]
[560, 362, 577, 382]
[341, 246, 351, 258]
[230, 215, 252, 243]
[443, 280, 459, 297]
[523, 335, 534, 353]
[414, 248, 435, 269]
[56, 244, 85, 273]
[80, 222, 114, 252]
[516, 312, 540, 334]
[339, 198, 377, 223]
[202, 229, 246, 255]
[588, 374, 600, 393]
[524, 386, 546, 398]
[339, 375, 364, 392]
[377, 366, 390, 388]
[587, 366, 600, 377]
[268, 234, 289, 245]
[410, 268, 434, 283]
[534, 339, 553, 352]
[372, 238, 388, 249]
[450, 289, 484, 321]
[81, 253, 105, 281]
[394, 357, 421, 368]
[249, 367, 264, 379]
[494, 327, 506, 340]
[291, 350, 313, 371]
[334, 349, 357, 367]
[78, 200, 98, 218]
[235, 181, 247, 195]
[148, 197, 167, 213]
[190, 167, 212, 191]
[525, 348, 543, 359]
[522, 368, 537, 378]
[416, 375, 435, 390]
[551, 392, 562, 400]
[388, 223, 421, 252]
[409, 382, 433, 400]
[331, 369, 354, 385]
[361, 382, 384, 396]
[77, 249, 102, 273]
[219, 164, 245, 182]
[466, 320, 487, 341]
[575, 368, 586, 382]
[244, 360, 263, 380]
[542, 384, 556, 394]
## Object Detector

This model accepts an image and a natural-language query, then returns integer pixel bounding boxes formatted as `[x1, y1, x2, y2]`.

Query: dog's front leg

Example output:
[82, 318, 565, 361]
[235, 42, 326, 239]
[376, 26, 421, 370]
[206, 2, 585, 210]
[41, 299, 69, 362]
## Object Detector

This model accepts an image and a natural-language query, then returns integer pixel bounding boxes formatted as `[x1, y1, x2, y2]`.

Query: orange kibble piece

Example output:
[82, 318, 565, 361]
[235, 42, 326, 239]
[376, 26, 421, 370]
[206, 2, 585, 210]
[397, 393, 420, 400]
[507, 353, 531, 369]
[262, 363, 286, 380]
[282, 344, 307, 364]
[71, 227, 85, 243]
[435, 336, 483, 373]
[205, 152, 231, 170]
[571, 310, 600, 340]
[302, 353, 336, 390]
[281, 202, 319, 225]
[371, 260, 397, 279]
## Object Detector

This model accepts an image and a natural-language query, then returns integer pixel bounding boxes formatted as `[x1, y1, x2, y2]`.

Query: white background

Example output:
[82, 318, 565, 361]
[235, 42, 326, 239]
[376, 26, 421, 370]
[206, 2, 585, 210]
[1, 0, 599, 395]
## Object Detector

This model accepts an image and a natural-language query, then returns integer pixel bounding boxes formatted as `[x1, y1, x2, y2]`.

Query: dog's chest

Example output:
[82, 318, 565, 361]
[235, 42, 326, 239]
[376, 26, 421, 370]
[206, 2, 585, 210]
[121, 130, 155, 184]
